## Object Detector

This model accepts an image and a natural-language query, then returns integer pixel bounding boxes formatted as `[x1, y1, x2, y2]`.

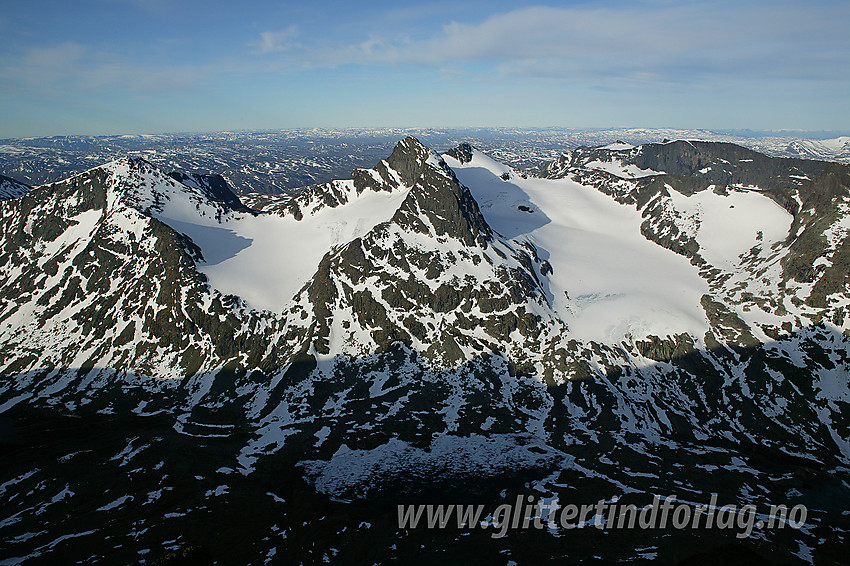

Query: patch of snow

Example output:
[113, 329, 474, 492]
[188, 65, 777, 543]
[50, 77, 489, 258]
[584, 159, 664, 179]
[97, 495, 133, 511]
[665, 186, 793, 269]
[600, 142, 635, 151]
[300, 433, 570, 501]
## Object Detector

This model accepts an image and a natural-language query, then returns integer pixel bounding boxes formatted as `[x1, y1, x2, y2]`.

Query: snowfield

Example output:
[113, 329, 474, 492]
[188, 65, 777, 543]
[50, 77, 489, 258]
[103, 159, 412, 312]
[188, 184, 410, 312]
[665, 184, 793, 269]
[445, 150, 710, 343]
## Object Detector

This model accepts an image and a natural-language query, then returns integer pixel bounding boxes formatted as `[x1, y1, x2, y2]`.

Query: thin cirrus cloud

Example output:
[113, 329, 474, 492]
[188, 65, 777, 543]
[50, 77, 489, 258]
[7, 2, 845, 97]
[1, 42, 215, 96]
[257, 3, 850, 87]
[2, 43, 88, 91]
[1, 0, 847, 136]
[256, 26, 300, 54]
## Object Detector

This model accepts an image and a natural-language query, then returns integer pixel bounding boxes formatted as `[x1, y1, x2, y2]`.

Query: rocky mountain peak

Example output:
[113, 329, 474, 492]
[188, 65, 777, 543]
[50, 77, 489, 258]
[384, 136, 454, 187]
[388, 145, 492, 247]
[387, 135, 429, 163]
[100, 154, 153, 173]
[348, 136, 450, 197]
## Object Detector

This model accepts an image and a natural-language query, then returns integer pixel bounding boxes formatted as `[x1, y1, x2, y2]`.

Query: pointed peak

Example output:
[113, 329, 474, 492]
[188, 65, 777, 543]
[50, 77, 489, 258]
[384, 136, 453, 188]
[394, 135, 428, 153]
[93, 155, 159, 179]
[107, 154, 150, 167]
[350, 137, 453, 197]
[124, 155, 150, 165]
[387, 136, 430, 169]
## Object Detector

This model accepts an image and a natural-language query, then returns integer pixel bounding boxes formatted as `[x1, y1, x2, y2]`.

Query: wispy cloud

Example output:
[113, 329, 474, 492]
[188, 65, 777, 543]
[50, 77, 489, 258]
[2, 0, 846, 137]
[0, 43, 212, 96]
[256, 26, 300, 54]
[265, 2, 850, 87]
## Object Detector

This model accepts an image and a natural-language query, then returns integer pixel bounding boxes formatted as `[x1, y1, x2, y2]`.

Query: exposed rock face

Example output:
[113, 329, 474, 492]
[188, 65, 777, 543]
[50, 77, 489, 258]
[633, 140, 828, 190]
[0, 158, 284, 385]
[385, 137, 493, 246]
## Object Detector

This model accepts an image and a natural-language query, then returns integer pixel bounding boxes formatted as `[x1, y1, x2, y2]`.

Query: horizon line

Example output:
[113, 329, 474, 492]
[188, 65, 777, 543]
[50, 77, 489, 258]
[4, 126, 850, 142]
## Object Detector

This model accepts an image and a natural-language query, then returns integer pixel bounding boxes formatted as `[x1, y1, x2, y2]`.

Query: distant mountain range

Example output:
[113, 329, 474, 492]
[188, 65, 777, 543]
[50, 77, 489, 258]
[1, 136, 848, 565]
[1, 128, 848, 195]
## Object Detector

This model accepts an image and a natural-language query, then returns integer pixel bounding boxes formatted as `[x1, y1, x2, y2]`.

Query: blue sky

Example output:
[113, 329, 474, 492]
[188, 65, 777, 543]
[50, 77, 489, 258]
[1, 0, 848, 137]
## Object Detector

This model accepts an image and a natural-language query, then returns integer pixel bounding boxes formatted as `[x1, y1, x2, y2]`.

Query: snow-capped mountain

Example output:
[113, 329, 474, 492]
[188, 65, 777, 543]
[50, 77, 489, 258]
[1, 137, 848, 565]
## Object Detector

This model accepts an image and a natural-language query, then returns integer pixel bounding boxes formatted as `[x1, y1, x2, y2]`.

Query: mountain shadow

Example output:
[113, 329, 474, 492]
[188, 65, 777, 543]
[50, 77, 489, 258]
[0, 323, 848, 565]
